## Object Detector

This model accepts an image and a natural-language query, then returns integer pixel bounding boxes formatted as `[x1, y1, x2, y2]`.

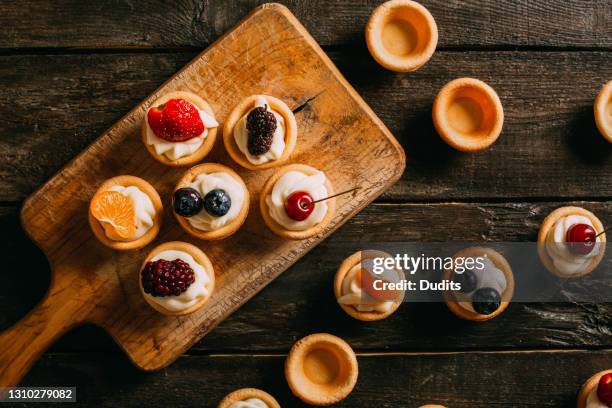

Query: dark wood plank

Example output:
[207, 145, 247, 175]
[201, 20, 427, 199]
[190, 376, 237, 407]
[1, 51, 611, 202]
[20, 350, 612, 407]
[2, 1, 611, 49]
[2, 201, 610, 353]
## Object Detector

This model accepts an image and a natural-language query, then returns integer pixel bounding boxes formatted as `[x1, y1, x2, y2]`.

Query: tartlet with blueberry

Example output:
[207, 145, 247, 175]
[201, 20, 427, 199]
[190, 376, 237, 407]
[260, 164, 334, 240]
[142, 91, 219, 166]
[88, 175, 163, 251]
[223, 95, 297, 170]
[217, 388, 280, 408]
[443, 247, 515, 322]
[578, 370, 612, 408]
[538, 206, 606, 278]
[173, 163, 249, 240]
[139, 241, 215, 316]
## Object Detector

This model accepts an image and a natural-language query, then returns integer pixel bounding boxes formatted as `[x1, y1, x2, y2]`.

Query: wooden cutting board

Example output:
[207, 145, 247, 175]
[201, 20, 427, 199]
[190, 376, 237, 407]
[0, 3, 405, 386]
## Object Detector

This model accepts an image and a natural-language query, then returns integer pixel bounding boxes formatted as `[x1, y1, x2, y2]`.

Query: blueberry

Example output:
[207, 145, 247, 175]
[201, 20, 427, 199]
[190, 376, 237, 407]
[456, 269, 478, 293]
[203, 189, 231, 217]
[472, 287, 501, 315]
[173, 188, 203, 217]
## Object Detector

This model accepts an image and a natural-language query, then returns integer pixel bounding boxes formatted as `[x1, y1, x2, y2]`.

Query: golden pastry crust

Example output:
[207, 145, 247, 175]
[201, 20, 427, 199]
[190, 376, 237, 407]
[433, 77, 504, 152]
[285, 333, 358, 406]
[174, 163, 250, 241]
[366, 0, 438, 72]
[141, 91, 218, 167]
[594, 80, 612, 142]
[217, 388, 280, 408]
[443, 247, 514, 322]
[419, 405, 447, 408]
[577, 369, 612, 408]
[259, 164, 335, 240]
[334, 250, 404, 321]
[223, 95, 297, 170]
[537, 206, 606, 278]
[138, 241, 215, 316]
[88, 175, 163, 251]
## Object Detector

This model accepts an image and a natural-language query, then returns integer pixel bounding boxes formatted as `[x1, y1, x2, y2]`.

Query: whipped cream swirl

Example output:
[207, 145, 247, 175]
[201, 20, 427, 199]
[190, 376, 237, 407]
[456, 256, 507, 313]
[265, 170, 328, 231]
[229, 399, 268, 408]
[145, 250, 212, 312]
[186, 172, 245, 231]
[545, 215, 601, 277]
[101, 185, 155, 241]
[337, 263, 400, 312]
[145, 105, 218, 161]
[234, 96, 286, 165]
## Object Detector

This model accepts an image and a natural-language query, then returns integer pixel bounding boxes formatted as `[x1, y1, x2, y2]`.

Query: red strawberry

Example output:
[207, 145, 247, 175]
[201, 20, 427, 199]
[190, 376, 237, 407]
[147, 98, 205, 142]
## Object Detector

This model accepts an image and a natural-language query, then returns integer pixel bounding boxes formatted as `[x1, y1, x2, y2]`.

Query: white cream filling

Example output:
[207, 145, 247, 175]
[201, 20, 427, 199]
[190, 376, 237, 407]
[586, 387, 607, 408]
[144, 250, 212, 312]
[229, 399, 268, 408]
[265, 170, 328, 231]
[545, 215, 601, 277]
[455, 257, 507, 313]
[100, 185, 155, 242]
[337, 263, 399, 312]
[186, 172, 245, 231]
[234, 95, 286, 165]
[146, 108, 218, 161]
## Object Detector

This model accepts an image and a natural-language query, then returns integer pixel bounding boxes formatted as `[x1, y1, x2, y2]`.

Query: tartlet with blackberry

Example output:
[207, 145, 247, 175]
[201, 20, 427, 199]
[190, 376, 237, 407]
[139, 241, 215, 316]
[173, 163, 249, 241]
[223, 95, 297, 170]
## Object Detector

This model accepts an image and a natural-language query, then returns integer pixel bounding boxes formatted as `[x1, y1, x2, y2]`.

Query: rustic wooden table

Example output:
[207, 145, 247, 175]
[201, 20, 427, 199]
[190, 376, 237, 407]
[1, 1, 611, 406]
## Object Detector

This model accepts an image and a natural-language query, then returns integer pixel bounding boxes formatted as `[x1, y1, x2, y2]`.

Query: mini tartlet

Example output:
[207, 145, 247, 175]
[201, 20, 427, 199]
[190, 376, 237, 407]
[88, 175, 162, 251]
[366, 0, 438, 72]
[577, 370, 612, 408]
[334, 250, 405, 321]
[538, 206, 606, 278]
[223, 95, 297, 170]
[142, 91, 218, 167]
[260, 164, 335, 240]
[285, 333, 358, 406]
[139, 241, 215, 316]
[433, 77, 504, 152]
[443, 247, 515, 322]
[419, 405, 447, 408]
[173, 163, 250, 241]
[594, 80, 612, 142]
[217, 388, 280, 408]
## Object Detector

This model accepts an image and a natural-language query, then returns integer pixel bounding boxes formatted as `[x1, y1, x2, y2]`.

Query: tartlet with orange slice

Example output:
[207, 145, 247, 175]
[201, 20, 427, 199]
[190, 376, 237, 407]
[89, 175, 162, 251]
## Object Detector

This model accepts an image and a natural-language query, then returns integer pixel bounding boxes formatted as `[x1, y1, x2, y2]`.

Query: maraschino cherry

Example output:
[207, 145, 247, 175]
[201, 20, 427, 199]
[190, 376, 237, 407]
[597, 372, 612, 405]
[566, 223, 597, 255]
[285, 191, 314, 221]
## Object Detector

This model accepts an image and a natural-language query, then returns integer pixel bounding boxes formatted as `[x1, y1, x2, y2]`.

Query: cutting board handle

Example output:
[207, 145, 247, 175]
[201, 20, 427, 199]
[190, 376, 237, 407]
[0, 272, 87, 386]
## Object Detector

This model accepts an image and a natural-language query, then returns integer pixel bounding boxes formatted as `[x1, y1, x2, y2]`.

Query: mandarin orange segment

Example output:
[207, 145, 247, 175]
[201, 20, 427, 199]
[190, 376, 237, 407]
[90, 190, 136, 239]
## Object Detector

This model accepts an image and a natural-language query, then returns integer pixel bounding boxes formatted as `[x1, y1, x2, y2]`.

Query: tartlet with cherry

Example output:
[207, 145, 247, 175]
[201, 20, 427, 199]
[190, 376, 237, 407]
[577, 370, 612, 408]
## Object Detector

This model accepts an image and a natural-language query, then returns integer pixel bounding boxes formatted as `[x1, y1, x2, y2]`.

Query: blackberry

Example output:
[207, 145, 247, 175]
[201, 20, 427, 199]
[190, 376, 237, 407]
[246, 105, 276, 156]
[203, 189, 231, 217]
[472, 287, 501, 315]
[141, 259, 195, 297]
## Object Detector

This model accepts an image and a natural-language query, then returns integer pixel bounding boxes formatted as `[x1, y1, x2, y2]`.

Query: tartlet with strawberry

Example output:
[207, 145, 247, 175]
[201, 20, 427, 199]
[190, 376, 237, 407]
[172, 163, 249, 241]
[577, 370, 612, 408]
[223, 95, 297, 170]
[260, 164, 334, 240]
[89, 175, 162, 251]
[142, 91, 219, 166]
[139, 241, 215, 316]
[335, 250, 405, 321]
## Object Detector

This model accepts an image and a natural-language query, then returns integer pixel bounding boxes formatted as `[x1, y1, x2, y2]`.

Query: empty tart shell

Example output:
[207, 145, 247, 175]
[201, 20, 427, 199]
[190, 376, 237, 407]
[260, 164, 335, 240]
[174, 163, 250, 240]
[285, 333, 358, 406]
[217, 388, 280, 408]
[334, 250, 405, 321]
[577, 369, 612, 408]
[537, 206, 606, 278]
[88, 175, 163, 251]
[433, 77, 504, 152]
[139, 241, 215, 316]
[366, 0, 438, 72]
[141, 91, 218, 167]
[223, 94, 297, 170]
[594, 80, 612, 142]
[442, 247, 514, 322]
